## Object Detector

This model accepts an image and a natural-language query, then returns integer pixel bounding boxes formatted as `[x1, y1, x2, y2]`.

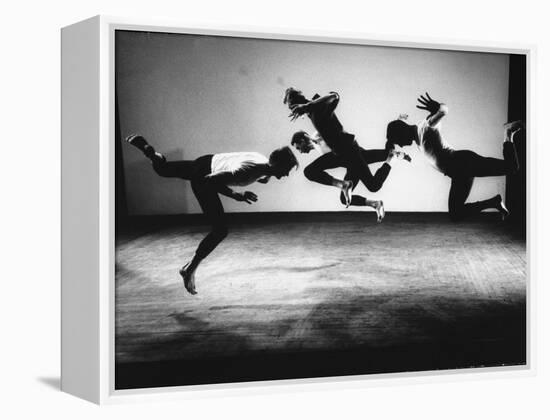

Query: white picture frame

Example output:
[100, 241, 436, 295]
[61, 15, 535, 404]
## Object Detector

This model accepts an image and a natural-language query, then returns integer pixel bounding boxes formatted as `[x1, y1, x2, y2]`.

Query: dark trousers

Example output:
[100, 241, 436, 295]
[303, 147, 390, 205]
[152, 155, 228, 263]
[445, 142, 519, 221]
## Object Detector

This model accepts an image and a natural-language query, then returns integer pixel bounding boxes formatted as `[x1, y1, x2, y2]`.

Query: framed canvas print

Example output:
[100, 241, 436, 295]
[61, 16, 533, 404]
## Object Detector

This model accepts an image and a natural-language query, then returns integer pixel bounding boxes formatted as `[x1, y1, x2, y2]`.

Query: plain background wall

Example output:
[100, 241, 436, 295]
[117, 31, 509, 215]
[3, 0, 549, 419]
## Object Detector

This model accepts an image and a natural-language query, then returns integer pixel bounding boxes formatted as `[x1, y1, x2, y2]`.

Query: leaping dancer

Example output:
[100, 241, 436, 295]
[290, 130, 410, 222]
[126, 134, 298, 295]
[284, 88, 409, 222]
[384, 92, 522, 221]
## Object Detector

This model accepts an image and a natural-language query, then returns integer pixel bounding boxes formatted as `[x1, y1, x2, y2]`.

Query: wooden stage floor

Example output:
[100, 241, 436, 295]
[115, 213, 526, 389]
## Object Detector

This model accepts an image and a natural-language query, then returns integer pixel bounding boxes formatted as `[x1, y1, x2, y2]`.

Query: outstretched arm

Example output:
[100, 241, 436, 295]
[416, 92, 448, 127]
[205, 171, 259, 203]
[289, 92, 340, 121]
[257, 176, 271, 184]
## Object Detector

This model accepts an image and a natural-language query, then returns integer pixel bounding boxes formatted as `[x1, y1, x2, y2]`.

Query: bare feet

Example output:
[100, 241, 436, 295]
[373, 200, 385, 223]
[341, 180, 353, 208]
[495, 194, 510, 221]
[504, 120, 524, 142]
[125, 134, 148, 150]
[125, 134, 165, 162]
[179, 263, 197, 295]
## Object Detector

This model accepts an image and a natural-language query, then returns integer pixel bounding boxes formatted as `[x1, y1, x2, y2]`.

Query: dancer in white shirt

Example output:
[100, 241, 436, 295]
[126, 134, 298, 295]
[384, 93, 522, 221]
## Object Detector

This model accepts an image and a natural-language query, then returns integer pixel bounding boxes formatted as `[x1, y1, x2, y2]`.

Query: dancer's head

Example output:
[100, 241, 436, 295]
[269, 146, 299, 178]
[290, 130, 315, 154]
[386, 119, 416, 149]
[283, 87, 308, 109]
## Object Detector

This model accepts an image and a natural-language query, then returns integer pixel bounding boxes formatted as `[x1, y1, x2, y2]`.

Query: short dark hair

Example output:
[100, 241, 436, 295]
[269, 146, 299, 170]
[386, 119, 411, 148]
[291, 130, 309, 146]
[283, 87, 308, 107]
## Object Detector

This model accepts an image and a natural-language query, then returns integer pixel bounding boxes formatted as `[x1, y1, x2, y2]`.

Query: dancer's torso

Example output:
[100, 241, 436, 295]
[417, 119, 455, 174]
[210, 152, 269, 186]
[311, 133, 333, 155]
[308, 107, 355, 155]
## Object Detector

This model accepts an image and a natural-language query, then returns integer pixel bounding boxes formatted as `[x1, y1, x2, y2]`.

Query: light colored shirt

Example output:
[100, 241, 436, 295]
[416, 104, 453, 173]
[210, 152, 269, 186]
[312, 132, 332, 155]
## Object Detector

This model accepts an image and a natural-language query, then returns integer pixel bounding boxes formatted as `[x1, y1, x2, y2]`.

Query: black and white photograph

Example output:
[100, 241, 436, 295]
[114, 30, 527, 390]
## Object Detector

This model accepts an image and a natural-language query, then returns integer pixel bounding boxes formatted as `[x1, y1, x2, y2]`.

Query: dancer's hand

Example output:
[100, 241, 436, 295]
[416, 92, 440, 115]
[387, 147, 412, 163]
[288, 103, 309, 121]
[235, 191, 258, 204]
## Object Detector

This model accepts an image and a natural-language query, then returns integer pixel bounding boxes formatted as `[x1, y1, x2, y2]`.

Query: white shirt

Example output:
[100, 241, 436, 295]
[210, 152, 269, 186]
[311, 132, 332, 155]
[416, 105, 453, 173]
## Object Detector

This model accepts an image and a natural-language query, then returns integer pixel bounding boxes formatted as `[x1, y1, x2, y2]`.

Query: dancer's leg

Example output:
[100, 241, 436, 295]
[359, 148, 411, 164]
[180, 180, 228, 295]
[360, 149, 389, 164]
[448, 176, 506, 221]
[445, 136, 518, 221]
[341, 145, 391, 193]
[339, 170, 385, 222]
[465, 142, 519, 177]
[303, 152, 354, 205]
[339, 172, 362, 206]
[304, 152, 346, 186]
[456, 122, 520, 178]
[126, 134, 203, 180]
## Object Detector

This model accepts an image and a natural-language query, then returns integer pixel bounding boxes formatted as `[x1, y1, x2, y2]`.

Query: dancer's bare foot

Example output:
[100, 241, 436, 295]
[126, 134, 148, 149]
[373, 200, 385, 223]
[495, 194, 510, 221]
[179, 263, 197, 295]
[504, 120, 524, 141]
[126, 134, 165, 162]
[341, 180, 353, 208]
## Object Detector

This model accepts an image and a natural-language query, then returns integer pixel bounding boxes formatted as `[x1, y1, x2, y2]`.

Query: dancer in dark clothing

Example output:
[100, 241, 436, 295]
[126, 134, 298, 295]
[291, 130, 411, 222]
[284, 88, 406, 209]
[384, 92, 522, 221]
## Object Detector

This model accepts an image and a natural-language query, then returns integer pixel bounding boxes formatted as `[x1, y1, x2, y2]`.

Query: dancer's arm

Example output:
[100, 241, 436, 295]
[307, 92, 339, 112]
[205, 174, 258, 203]
[416, 92, 448, 127]
[289, 92, 339, 121]
[206, 168, 261, 203]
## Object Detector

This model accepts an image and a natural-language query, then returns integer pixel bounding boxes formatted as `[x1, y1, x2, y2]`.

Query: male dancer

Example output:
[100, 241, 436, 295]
[291, 130, 410, 222]
[384, 92, 521, 221]
[126, 134, 298, 295]
[284, 88, 406, 211]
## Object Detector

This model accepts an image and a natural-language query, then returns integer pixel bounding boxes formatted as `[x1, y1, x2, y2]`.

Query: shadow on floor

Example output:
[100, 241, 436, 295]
[116, 288, 526, 389]
[37, 376, 60, 391]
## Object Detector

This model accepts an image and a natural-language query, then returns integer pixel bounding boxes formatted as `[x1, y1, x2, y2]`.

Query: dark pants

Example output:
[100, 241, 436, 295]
[303, 147, 390, 205]
[444, 142, 519, 221]
[152, 155, 228, 263]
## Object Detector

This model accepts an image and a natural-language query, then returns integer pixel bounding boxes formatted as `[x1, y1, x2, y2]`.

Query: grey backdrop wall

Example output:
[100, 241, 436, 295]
[116, 31, 509, 215]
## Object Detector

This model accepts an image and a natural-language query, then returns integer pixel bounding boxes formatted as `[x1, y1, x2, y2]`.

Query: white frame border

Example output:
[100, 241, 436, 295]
[97, 15, 536, 404]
